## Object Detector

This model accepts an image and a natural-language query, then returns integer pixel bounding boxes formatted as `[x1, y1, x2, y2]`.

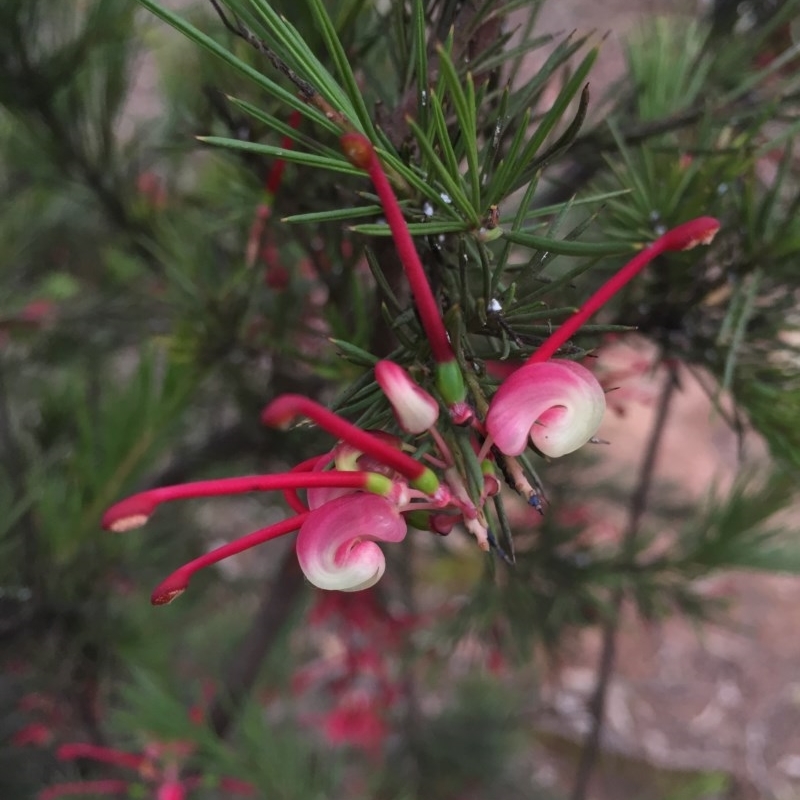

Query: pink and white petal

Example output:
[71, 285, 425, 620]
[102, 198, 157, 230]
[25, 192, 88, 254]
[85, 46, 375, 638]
[297, 494, 407, 591]
[375, 361, 439, 434]
[486, 360, 606, 457]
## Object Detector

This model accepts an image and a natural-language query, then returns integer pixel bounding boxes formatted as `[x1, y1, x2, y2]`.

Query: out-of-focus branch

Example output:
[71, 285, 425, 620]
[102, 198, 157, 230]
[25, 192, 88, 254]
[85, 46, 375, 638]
[570, 360, 679, 800]
[208, 547, 305, 739]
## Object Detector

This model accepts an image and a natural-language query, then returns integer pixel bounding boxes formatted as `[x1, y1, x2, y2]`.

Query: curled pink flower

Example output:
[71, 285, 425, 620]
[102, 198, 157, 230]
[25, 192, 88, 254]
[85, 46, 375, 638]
[526, 216, 721, 366]
[296, 493, 407, 591]
[486, 360, 606, 457]
[374, 360, 439, 434]
[486, 217, 720, 458]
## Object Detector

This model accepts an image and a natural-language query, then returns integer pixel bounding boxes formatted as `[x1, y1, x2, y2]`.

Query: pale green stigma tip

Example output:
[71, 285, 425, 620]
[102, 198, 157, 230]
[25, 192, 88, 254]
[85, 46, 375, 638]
[365, 473, 394, 495]
[411, 467, 441, 497]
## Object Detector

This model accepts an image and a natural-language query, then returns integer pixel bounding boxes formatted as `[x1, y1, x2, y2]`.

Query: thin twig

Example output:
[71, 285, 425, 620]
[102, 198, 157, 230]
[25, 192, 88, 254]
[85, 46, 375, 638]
[206, 0, 352, 129]
[684, 361, 748, 464]
[0, 359, 38, 588]
[207, 0, 316, 99]
[570, 359, 679, 800]
[393, 537, 423, 794]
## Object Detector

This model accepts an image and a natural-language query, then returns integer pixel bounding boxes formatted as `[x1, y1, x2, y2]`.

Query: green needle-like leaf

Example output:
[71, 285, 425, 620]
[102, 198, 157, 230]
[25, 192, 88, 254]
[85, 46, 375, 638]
[501, 228, 631, 256]
[364, 248, 403, 315]
[225, 96, 342, 158]
[136, 0, 338, 132]
[330, 338, 379, 366]
[411, 0, 429, 128]
[436, 45, 480, 209]
[197, 136, 361, 175]
[429, 89, 462, 188]
[306, 0, 377, 139]
[488, 46, 598, 204]
[351, 220, 470, 236]
[490, 172, 540, 297]
[283, 205, 384, 224]
[505, 32, 590, 123]
[234, 0, 355, 120]
[407, 117, 480, 225]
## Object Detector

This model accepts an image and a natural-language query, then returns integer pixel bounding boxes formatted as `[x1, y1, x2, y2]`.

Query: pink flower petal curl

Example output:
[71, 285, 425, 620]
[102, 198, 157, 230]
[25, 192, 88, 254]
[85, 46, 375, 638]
[486, 360, 606, 457]
[297, 494, 407, 591]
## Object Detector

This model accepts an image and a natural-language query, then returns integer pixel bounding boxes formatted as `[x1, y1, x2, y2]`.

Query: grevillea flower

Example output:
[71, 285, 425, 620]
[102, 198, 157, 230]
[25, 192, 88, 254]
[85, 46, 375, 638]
[294, 589, 416, 758]
[297, 493, 407, 591]
[39, 741, 254, 800]
[486, 217, 720, 457]
[321, 691, 389, 757]
[105, 391, 457, 600]
[374, 360, 439, 434]
[487, 360, 606, 457]
[101, 214, 719, 601]
[156, 782, 186, 800]
[245, 109, 302, 269]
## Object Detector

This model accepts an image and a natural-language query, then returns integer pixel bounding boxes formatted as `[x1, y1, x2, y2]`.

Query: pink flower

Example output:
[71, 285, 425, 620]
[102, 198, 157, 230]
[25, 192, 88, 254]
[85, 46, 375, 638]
[42, 740, 254, 800]
[297, 493, 407, 591]
[486, 360, 606, 457]
[374, 360, 439, 434]
[321, 693, 388, 757]
[148, 491, 411, 602]
[105, 397, 445, 601]
[103, 206, 721, 604]
[486, 217, 721, 457]
[157, 782, 186, 800]
[12, 722, 53, 747]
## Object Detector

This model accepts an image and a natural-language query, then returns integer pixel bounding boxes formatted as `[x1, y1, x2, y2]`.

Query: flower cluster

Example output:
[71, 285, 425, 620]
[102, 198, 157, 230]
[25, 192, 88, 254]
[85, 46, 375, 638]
[12, 690, 66, 749]
[40, 740, 254, 800]
[292, 589, 415, 757]
[101, 129, 720, 602]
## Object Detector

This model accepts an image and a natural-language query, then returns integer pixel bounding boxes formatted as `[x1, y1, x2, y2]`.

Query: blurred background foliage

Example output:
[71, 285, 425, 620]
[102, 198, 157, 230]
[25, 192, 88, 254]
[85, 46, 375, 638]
[1, 0, 800, 798]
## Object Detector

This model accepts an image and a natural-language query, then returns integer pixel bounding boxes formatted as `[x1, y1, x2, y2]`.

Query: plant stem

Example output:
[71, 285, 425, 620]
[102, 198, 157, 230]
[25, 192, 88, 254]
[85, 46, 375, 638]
[206, 0, 351, 128]
[570, 360, 678, 800]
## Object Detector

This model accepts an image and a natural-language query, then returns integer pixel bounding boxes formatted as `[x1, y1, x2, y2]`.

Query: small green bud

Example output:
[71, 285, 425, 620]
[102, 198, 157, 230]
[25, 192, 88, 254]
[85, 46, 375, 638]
[436, 360, 466, 406]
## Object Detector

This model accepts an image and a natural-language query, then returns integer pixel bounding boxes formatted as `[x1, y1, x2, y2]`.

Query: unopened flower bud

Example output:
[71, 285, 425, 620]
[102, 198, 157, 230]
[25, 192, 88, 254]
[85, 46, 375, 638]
[375, 360, 439, 434]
